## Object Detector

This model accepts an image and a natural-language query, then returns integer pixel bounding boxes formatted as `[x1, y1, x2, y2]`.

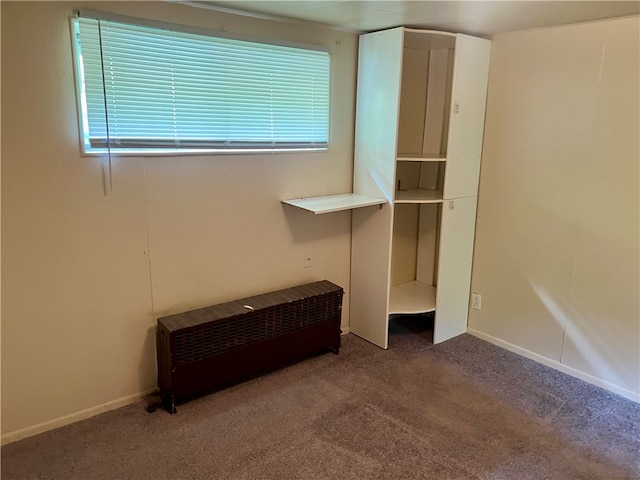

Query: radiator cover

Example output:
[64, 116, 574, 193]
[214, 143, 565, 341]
[156, 280, 343, 412]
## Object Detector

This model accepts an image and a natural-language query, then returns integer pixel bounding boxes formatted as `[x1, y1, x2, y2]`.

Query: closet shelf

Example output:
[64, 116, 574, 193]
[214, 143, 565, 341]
[282, 193, 386, 214]
[389, 281, 436, 315]
[394, 189, 443, 203]
[397, 153, 446, 162]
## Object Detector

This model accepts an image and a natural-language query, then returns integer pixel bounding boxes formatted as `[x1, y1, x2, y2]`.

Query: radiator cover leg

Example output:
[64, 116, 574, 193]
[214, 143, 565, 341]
[162, 394, 177, 414]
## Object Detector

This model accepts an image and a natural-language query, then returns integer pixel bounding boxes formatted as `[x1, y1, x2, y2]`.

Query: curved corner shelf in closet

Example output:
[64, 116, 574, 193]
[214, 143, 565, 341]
[389, 281, 436, 315]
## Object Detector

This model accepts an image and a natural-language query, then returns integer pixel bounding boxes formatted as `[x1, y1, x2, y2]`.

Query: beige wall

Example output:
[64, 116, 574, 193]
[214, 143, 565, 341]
[3, 1, 637, 445]
[470, 16, 640, 400]
[1, 1, 357, 441]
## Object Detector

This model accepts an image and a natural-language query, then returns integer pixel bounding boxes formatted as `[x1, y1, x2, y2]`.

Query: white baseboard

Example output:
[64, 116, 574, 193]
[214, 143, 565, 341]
[3, 329, 350, 446]
[9, 327, 631, 446]
[467, 328, 640, 404]
[1, 388, 159, 446]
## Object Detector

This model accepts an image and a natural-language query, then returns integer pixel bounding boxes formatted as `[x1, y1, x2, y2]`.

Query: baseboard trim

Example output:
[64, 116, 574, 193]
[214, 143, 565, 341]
[3, 329, 351, 446]
[467, 328, 640, 404]
[1, 388, 159, 446]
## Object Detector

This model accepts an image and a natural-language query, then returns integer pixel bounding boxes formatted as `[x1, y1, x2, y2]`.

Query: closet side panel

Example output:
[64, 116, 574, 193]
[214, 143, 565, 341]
[353, 27, 404, 202]
[416, 204, 439, 286]
[391, 204, 419, 286]
[350, 205, 393, 349]
[443, 35, 491, 199]
[397, 47, 428, 155]
[422, 49, 450, 156]
[434, 196, 478, 343]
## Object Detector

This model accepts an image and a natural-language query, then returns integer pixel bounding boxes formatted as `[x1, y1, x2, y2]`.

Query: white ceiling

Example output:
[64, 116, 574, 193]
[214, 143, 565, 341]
[184, 1, 639, 37]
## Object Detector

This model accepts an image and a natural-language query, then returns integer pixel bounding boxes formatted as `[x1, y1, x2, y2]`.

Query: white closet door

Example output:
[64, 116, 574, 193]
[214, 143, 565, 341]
[350, 205, 393, 348]
[443, 35, 491, 199]
[353, 27, 404, 202]
[434, 196, 478, 343]
[350, 28, 404, 349]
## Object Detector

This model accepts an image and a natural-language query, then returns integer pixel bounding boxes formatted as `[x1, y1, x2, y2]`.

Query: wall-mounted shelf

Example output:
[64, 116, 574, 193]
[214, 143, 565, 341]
[282, 193, 386, 214]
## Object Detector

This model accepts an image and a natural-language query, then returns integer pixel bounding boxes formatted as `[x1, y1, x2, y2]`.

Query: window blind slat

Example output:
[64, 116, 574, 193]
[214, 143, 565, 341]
[73, 16, 330, 153]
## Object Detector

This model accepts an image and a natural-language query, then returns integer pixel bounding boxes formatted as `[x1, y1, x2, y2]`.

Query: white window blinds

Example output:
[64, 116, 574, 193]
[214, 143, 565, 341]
[72, 14, 330, 154]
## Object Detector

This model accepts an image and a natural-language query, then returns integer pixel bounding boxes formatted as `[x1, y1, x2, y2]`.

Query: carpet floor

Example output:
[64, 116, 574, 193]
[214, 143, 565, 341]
[2, 317, 639, 479]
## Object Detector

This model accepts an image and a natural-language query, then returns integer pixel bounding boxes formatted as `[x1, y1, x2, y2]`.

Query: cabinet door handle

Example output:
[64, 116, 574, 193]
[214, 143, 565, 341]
[449, 200, 455, 210]
[454, 102, 460, 114]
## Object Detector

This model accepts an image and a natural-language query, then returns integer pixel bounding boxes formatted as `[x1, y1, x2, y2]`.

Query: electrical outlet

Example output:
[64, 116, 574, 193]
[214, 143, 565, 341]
[304, 251, 313, 268]
[471, 293, 482, 310]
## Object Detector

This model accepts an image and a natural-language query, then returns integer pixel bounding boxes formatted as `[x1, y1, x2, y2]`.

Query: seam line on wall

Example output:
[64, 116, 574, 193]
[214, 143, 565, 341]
[142, 161, 157, 321]
[561, 42, 607, 366]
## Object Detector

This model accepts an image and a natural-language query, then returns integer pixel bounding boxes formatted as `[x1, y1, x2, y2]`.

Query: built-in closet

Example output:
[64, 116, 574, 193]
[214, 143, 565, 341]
[349, 28, 491, 348]
[284, 27, 490, 348]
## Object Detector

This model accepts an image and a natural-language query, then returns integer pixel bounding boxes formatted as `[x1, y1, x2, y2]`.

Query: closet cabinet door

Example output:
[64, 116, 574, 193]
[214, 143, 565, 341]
[443, 35, 491, 200]
[434, 196, 478, 343]
[353, 27, 404, 201]
[351, 28, 404, 349]
[350, 205, 394, 348]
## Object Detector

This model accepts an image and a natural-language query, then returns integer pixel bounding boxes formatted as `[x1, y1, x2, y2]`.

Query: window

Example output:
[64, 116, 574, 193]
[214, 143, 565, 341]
[71, 12, 330, 154]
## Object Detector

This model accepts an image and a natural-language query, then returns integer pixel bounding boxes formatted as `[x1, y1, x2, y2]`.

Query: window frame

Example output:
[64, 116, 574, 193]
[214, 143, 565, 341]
[70, 10, 332, 157]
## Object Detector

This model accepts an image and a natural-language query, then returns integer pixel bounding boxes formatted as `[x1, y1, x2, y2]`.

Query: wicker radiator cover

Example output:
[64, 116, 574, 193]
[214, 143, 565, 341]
[156, 280, 343, 412]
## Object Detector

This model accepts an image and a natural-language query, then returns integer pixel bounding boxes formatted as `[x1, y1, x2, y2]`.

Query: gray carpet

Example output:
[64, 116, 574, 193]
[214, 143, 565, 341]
[3, 317, 639, 479]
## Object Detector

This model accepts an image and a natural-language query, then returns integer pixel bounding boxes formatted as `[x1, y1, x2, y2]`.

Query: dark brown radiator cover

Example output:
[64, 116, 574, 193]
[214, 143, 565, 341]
[156, 280, 343, 412]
